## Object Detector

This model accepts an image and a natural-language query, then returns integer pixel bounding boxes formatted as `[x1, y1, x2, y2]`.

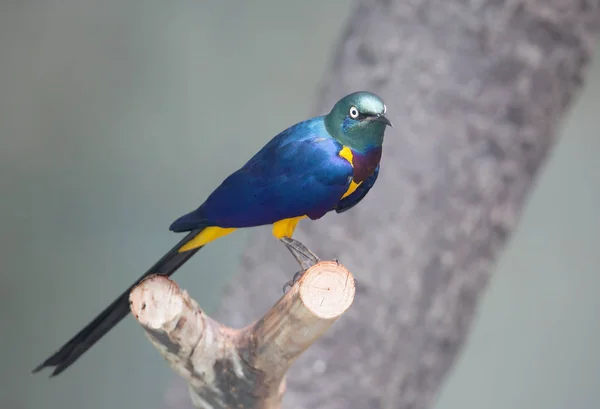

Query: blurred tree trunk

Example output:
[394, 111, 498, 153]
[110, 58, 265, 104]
[164, 1, 599, 408]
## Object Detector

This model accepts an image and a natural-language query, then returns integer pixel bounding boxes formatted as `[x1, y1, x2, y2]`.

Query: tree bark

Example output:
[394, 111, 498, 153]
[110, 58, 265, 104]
[164, 1, 600, 408]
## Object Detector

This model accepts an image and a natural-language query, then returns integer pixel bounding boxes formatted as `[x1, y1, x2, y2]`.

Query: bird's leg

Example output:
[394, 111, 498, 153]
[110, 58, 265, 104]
[280, 237, 320, 270]
[280, 237, 320, 293]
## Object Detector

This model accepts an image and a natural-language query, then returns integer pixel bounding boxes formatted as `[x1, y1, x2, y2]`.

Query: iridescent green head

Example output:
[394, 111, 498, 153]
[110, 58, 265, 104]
[324, 91, 391, 152]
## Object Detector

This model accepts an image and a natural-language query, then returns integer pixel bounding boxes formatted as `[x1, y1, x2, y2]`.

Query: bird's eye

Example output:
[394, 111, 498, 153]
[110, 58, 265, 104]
[349, 106, 359, 119]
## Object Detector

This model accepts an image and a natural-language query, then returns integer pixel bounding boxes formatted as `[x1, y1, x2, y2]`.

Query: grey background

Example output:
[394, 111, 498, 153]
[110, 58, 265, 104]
[0, 1, 597, 409]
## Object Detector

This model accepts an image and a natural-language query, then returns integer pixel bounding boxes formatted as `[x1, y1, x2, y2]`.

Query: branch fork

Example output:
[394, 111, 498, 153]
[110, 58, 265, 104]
[129, 252, 355, 409]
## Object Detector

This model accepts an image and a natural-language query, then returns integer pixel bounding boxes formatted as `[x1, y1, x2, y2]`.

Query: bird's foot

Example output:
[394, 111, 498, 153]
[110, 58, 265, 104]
[282, 270, 304, 294]
[280, 237, 320, 293]
[279, 237, 320, 271]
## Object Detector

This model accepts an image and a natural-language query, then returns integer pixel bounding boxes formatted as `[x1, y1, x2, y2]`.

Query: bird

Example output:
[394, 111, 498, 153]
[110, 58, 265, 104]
[33, 90, 391, 377]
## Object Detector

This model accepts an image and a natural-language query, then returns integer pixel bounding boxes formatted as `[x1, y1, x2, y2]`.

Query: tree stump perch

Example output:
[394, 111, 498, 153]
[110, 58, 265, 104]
[129, 261, 355, 409]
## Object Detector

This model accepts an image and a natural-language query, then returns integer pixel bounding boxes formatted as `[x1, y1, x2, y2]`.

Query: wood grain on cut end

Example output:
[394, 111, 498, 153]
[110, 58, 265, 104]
[130, 274, 214, 395]
[299, 261, 355, 319]
[129, 275, 185, 330]
[247, 260, 357, 388]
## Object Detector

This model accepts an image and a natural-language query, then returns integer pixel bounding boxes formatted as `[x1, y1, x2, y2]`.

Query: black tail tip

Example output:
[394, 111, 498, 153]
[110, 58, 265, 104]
[32, 364, 43, 374]
[32, 365, 65, 378]
[32, 358, 67, 377]
[32, 362, 50, 376]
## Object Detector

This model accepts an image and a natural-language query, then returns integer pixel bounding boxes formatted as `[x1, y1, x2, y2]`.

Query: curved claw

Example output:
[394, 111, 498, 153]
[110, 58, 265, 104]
[282, 270, 304, 294]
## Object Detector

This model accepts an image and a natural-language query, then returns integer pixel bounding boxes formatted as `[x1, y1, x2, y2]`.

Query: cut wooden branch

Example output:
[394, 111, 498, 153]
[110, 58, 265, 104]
[129, 260, 355, 409]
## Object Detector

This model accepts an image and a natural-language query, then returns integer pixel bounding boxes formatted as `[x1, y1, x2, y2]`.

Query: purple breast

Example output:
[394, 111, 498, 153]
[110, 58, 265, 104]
[352, 147, 382, 183]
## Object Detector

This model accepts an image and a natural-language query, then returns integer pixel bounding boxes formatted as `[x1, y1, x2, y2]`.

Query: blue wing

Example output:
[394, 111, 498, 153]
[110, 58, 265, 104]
[170, 118, 353, 231]
[335, 165, 379, 213]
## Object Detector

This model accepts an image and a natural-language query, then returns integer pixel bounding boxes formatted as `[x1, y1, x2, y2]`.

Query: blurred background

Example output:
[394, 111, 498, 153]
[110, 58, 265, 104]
[0, 1, 598, 409]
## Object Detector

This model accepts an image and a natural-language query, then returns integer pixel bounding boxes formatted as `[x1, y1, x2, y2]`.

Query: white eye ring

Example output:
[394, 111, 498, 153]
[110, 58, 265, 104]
[383, 104, 387, 114]
[349, 106, 359, 119]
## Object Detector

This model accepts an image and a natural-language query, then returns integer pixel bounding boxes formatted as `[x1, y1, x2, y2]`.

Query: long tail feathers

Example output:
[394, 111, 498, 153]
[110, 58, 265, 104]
[33, 228, 203, 377]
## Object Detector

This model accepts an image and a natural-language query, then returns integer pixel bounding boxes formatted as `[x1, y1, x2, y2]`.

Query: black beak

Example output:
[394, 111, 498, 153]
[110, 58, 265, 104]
[372, 114, 393, 127]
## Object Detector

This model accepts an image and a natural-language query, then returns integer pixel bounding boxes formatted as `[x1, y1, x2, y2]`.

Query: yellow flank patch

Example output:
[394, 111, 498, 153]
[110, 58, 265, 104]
[338, 146, 362, 199]
[178, 226, 237, 252]
[342, 180, 362, 199]
[272, 216, 307, 239]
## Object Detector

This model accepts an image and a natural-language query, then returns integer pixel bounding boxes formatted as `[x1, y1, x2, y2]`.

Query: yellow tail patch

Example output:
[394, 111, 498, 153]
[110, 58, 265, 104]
[272, 216, 306, 239]
[178, 226, 237, 252]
